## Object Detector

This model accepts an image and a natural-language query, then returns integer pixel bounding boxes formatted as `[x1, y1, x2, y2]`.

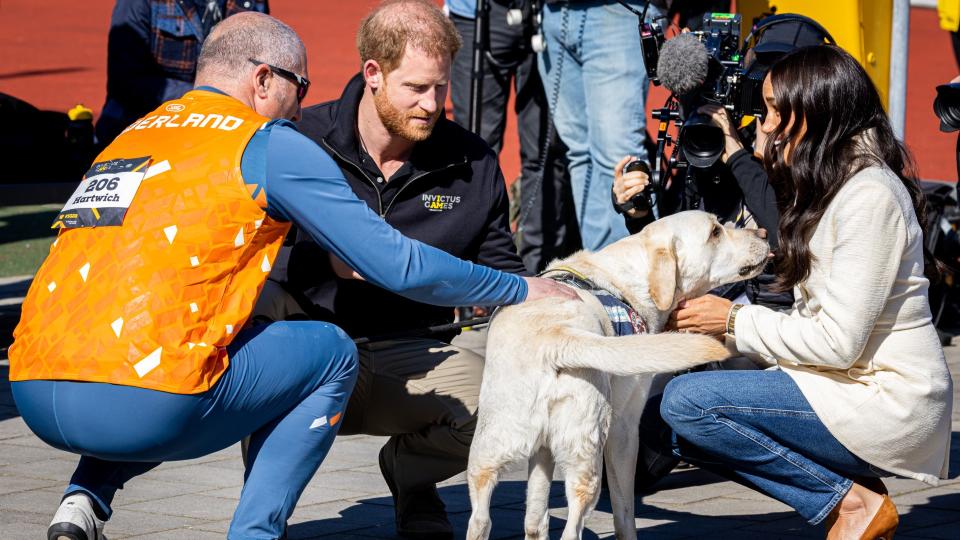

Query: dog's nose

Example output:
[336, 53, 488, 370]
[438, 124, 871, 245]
[755, 228, 768, 239]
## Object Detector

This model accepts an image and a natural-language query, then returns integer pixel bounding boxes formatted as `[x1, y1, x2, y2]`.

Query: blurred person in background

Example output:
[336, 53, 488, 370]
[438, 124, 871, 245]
[447, 0, 581, 272]
[95, 0, 268, 146]
[538, 0, 666, 251]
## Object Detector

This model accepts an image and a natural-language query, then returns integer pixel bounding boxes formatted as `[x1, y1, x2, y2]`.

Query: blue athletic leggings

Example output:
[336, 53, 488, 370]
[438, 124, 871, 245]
[12, 321, 358, 540]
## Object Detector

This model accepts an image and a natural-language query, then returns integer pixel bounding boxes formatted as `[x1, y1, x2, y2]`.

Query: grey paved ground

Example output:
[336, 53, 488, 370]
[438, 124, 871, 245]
[1, 323, 958, 539]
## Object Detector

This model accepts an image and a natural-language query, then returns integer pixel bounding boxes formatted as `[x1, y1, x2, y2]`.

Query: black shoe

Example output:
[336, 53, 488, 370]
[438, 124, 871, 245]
[378, 445, 453, 540]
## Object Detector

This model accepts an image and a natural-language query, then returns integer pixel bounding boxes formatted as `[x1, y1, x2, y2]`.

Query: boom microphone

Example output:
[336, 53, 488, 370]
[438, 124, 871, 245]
[656, 33, 709, 95]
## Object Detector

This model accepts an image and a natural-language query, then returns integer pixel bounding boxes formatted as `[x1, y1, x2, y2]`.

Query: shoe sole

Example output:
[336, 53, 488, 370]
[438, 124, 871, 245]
[48, 522, 90, 540]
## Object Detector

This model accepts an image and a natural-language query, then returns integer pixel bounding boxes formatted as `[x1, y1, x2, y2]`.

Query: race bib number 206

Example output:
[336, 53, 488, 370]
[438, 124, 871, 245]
[52, 156, 151, 229]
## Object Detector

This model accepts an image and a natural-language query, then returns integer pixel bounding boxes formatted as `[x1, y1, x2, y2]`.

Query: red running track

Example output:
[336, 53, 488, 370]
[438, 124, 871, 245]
[0, 1, 955, 184]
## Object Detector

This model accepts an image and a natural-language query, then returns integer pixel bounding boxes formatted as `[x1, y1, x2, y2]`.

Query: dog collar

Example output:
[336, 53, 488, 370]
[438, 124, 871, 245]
[540, 267, 648, 336]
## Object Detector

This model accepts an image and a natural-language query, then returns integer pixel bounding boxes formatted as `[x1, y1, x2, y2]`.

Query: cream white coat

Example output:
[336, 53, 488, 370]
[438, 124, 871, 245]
[732, 166, 953, 485]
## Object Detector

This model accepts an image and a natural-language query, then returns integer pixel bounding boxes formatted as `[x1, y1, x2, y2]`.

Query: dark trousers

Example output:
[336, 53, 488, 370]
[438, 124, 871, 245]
[450, 4, 580, 273]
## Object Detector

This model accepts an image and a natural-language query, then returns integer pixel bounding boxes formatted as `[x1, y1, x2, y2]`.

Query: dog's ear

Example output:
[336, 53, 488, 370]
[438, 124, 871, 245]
[647, 242, 677, 311]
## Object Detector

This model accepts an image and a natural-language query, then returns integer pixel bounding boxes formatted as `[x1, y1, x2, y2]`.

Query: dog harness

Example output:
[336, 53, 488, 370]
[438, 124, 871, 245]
[541, 266, 648, 336]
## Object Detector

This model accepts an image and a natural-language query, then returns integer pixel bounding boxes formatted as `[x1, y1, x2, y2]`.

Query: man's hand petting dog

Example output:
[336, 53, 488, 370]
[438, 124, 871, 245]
[330, 254, 578, 304]
[523, 277, 581, 303]
[668, 294, 733, 339]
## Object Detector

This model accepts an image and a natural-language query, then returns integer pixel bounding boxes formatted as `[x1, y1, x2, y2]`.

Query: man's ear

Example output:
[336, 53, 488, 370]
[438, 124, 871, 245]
[363, 59, 383, 91]
[253, 64, 272, 99]
[646, 239, 677, 311]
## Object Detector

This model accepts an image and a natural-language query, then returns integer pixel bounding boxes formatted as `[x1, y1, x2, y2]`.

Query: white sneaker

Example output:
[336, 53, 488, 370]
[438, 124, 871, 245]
[47, 493, 107, 540]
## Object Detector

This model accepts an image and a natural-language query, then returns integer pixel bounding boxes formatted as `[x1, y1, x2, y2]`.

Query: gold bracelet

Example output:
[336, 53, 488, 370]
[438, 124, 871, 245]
[726, 303, 744, 336]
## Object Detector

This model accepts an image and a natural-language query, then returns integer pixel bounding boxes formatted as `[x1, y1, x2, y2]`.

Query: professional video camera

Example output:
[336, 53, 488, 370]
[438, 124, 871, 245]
[616, 2, 834, 211]
[648, 13, 769, 168]
[935, 82, 960, 177]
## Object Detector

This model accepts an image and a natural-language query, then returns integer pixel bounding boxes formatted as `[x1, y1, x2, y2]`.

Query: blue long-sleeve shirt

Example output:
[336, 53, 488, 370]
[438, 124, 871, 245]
[239, 119, 528, 308]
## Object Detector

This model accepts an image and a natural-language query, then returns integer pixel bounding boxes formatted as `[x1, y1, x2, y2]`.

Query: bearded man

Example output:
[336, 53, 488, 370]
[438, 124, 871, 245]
[249, 1, 527, 538]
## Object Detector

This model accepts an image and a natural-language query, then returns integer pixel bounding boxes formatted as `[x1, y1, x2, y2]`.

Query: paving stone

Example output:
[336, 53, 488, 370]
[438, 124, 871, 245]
[897, 505, 960, 533]
[285, 519, 383, 538]
[0, 488, 65, 515]
[0, 510, 53, 540]
[122, 527, 225, 539]
[203, 482, 371, 507]
[291, 498, 398, 524]
[0, 417, 35, 440]
[654, 494, 796, 520]
[306, 469, 391, 495]
[119, 493, 244, 521]
[0, 441, 78, 467]
[143, 461, 246, 488]
[640, 480, 749, 505]
[884, 485, 960, 511]
[738, 514, 822, 537]
[899, 520, 960, 540]
[97, 510, 214, 539]
[0, 473, 59, 495]
[94, 477, 216, 506]
[0, 456, 80, 481]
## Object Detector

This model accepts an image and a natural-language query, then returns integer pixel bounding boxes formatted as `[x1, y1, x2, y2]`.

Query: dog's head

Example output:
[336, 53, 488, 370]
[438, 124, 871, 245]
[611, 211, 771, 311]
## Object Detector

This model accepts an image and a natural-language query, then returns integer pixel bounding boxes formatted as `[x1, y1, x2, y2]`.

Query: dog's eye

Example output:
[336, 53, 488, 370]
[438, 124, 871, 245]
[711, 226, 722, 238]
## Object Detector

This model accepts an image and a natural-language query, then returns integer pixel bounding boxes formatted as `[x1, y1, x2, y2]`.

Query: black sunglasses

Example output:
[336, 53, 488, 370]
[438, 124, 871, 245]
[248, 58, 310, 103]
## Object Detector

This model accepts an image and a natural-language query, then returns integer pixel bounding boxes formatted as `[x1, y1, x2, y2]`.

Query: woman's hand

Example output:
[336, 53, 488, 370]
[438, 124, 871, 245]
[697, 104, 744, 163]
[613, 155, 651, 218]
[667, 294, 733, 338]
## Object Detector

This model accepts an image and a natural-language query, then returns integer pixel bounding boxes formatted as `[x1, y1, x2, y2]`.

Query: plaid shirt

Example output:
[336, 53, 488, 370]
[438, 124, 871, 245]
[103, 0, 268, 128]
[148, 0, 269, 82]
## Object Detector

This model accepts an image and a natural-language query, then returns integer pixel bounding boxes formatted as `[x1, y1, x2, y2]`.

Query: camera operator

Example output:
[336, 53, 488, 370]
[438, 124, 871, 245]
[613, 14, 839, 314]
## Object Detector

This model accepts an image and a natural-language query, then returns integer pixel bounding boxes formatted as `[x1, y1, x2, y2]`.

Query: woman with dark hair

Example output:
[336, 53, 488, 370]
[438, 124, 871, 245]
[659, 45, 953, 539]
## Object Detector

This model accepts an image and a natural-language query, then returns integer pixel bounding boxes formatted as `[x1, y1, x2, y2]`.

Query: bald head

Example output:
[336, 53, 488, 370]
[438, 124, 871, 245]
[197, 12, 305, 83]
[357, 0, 461, 74]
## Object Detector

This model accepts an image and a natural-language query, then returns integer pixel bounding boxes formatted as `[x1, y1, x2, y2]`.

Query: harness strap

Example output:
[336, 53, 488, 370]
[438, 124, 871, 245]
[539, 266, 648, 335]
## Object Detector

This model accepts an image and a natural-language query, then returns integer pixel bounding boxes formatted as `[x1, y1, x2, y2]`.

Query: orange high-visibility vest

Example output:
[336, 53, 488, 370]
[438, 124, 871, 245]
[9, 90, 291, 394]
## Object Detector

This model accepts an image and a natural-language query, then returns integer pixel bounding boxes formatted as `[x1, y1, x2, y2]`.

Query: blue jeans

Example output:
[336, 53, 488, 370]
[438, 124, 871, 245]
[538, 0, 661, 250]
[12, 321, 358, 540]
[660, 369, 886, 525]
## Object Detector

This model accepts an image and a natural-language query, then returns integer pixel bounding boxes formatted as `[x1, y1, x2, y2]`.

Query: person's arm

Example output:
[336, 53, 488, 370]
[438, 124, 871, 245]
[726, 149, 780, 246]
[476, 164, 529, 275]
[258, 124, 571, 306]
[733, 177, 908, 369]
[697, 105, 780, 241]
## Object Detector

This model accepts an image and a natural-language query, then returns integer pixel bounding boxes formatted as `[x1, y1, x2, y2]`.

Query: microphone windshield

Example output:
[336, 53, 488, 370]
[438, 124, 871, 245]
[657, 33, 709, 95]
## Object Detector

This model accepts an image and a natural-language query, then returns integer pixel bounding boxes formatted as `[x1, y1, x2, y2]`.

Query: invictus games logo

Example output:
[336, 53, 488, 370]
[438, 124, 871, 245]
[422, 193, 462, 212]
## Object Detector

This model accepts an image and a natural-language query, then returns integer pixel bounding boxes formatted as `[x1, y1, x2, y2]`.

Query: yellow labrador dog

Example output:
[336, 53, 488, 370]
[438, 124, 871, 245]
[466, 210, 770, 540]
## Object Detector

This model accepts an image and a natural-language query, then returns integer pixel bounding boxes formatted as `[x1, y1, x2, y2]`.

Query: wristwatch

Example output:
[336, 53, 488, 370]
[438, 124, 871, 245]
[726, 303, 744, 336]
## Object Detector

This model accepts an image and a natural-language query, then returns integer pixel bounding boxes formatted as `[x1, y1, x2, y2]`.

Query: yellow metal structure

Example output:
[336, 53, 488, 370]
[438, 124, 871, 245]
[736, 0, 893, 109]
[939, 0, 960, 32]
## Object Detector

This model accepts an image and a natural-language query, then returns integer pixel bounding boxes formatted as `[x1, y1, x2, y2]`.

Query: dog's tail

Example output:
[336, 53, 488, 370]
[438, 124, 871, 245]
[541, 328, 731, 376]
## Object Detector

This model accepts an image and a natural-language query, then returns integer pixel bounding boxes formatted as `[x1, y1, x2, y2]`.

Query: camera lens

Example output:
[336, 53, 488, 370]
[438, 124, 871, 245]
[934, 83, 960, 133]
[681, 113, 724, 168]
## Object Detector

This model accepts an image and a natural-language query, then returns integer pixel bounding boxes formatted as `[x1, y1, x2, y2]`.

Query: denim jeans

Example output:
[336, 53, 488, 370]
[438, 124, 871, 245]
[449, 6, 580, 273]
[660, 369, 886, 525]
[538, 0, 662, 250]
[13, 321, 358, 540]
